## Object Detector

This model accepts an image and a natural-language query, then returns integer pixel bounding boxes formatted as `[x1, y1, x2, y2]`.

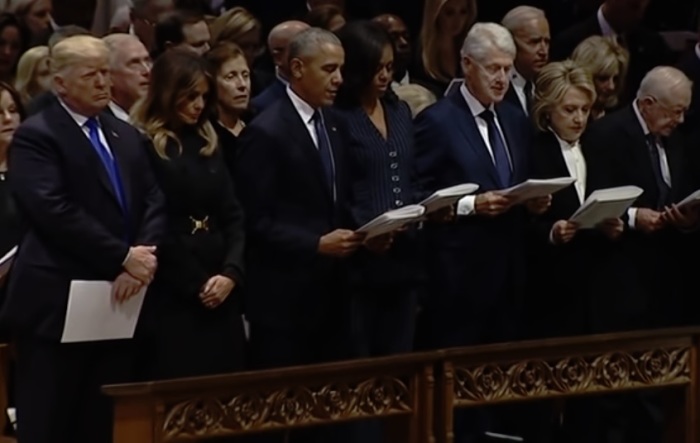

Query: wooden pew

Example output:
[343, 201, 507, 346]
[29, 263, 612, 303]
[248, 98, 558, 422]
[435, 327, 700, 443]
[103, 351, 439, 443]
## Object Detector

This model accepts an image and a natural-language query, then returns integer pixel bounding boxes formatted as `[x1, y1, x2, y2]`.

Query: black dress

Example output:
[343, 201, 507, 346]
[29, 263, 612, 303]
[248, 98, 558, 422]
[0, 171, 20, 256]
[142, 126, 247, 379]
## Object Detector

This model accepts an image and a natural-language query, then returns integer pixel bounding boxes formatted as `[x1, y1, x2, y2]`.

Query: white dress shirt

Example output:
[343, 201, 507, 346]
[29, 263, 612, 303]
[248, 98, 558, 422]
[552, 130, 587, 203]
[59, 99, 113, 158]
[509, 69, 530, 115]
[108, 101, 130, 123]
[456, 84, 512, 216]
[627, 99, 672, 228]
[392, 71, 411, 89]
[286, 86, 318, 147]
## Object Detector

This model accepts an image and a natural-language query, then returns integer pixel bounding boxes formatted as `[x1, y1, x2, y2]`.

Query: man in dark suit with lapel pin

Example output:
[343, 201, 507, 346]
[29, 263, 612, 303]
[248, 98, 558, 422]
[235, 28, 364, 371]
[551, 0, 672, 104]
[414, 22, 551, 442]
[1, 35, 166, 443]
[501, 6, 550, 118]
[251, 20, 309, 113]
[584, 66, 699, 332]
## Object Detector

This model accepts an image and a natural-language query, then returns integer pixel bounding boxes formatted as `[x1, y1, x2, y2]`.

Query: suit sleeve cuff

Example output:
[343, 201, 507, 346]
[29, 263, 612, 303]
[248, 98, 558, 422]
[627, 207, 638, 229]
[457, 195, 476, 216]
[121, 248, 132, 267]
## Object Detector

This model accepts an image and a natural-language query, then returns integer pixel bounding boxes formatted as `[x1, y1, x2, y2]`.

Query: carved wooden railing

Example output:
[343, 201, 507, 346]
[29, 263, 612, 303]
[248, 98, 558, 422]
[103, 351, 438, 443]
[437, 327, 700, 443]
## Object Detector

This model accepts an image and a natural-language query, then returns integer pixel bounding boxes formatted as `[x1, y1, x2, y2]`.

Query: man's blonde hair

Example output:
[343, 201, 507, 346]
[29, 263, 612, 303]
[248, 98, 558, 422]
[50, 35, 109, 76]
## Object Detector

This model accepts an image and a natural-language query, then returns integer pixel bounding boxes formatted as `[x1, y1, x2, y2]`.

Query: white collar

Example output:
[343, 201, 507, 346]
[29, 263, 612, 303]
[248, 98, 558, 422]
[108, 101, 130, 122]
[632, 99, 651, 136]
[58, 98, 92, 128]
[510, 69, 528, 87]
[550, 128, 580, 150]
[597, 5, 617, 38]
[275, 67, 289, 86]
[286, 86, 316, 124]
[459, 83, 495, 118]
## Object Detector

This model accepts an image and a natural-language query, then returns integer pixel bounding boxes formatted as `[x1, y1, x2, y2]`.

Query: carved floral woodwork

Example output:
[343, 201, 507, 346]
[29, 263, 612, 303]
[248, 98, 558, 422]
[453, 347, 690, 406]
[161, 376, 412, 440]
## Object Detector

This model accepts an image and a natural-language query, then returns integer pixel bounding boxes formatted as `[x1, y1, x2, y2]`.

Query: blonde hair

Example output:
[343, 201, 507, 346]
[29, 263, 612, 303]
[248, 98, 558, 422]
[571, 36, 629, 108]
[50, 35, 109, 76]
[394, 83, 436, 118]
[130, 49, 217, 159]
[14, 45, 48, 103]
[532, 60, 597, 132]
[210, 6, 260, 45]
[420, 0, 477, 83]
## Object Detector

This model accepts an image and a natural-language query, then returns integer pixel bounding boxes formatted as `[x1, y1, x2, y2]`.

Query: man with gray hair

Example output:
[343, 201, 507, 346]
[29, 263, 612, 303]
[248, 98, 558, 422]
[2, 34, 165, 443]
[501, 6, 550, 116]
[251, 20, 310, 112]
[235, 27, 362, 374]
[103, 33, 152, 122]
[414, 22, 550, 440]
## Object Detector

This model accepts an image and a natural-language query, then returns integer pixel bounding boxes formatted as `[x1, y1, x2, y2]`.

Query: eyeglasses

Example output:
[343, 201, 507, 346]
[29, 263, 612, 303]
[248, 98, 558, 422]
[466, 56, 513, 79]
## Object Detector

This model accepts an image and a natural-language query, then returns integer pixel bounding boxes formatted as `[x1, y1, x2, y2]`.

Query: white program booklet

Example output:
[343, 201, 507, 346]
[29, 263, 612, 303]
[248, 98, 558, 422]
[61, 280, 147, 343]
[678, 189, 700, 208]
[356, 205, 425, 239]
[569, 186, 644, 229]
[419, 183, 479, 214]
[0, 245, 17, 280]
[499, 177, 577, 204]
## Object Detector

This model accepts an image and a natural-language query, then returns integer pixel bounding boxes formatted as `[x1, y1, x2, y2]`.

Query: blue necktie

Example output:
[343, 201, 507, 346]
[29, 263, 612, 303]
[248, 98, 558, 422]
[85, 117, 128, 214]
[312, 110, 336, 200]
[645, 134, 671, 209]
[480, 110, 512, 187]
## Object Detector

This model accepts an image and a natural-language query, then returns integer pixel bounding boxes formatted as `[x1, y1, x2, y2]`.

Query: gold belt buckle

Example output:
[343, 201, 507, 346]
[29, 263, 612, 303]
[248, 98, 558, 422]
[189, 215, 209, 234]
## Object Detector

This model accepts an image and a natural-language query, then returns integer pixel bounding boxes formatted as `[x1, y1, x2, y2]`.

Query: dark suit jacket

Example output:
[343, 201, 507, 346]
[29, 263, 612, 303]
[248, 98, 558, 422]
[251, 78, 286, 115]
[503, 83, 528, 120]
[1, 101, 166, 340]
[414, 91, 532, 345]
[26, 91, 58, 116]
[234, 94, 356, 329]
[583, 105, 698, 328]
[551, 14, 673, 103]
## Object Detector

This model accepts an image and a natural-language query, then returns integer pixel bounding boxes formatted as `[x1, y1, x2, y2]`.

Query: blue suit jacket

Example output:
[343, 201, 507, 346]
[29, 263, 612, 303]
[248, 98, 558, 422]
[251, 79, 286, 115]
[1, 101, 166, 340]
[414, 91, 533, 328]
[234, 94, 356, 328]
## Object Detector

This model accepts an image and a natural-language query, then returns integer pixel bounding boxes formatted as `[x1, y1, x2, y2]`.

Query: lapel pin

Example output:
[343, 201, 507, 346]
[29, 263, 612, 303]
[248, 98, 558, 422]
[331, 126, 337, 132]
[111, 131, 119, 138]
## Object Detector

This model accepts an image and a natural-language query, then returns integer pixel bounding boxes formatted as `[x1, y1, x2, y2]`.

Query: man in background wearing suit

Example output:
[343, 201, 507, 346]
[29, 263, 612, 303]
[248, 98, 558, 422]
[414, 22, 549, 443]
[252, 20, 310, 113]
[103, 33, 152, 122]
[501, 6, 550, 117]
[235, 28, 363, 371]
[2, 35, 165, 443]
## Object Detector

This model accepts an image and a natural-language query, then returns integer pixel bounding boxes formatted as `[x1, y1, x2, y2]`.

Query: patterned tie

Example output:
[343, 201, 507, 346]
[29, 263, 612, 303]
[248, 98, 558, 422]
[479, 110, 512, 187]
[524, 81, 534, 114]
[312, 110, 336, 201]
[645, 133, 671, 209]
[85, 117, 128, 213]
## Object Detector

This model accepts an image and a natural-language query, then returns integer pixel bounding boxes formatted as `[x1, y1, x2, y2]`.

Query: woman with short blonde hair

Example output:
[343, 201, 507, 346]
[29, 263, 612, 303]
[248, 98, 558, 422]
[14, 44, 49, 103]
[571, 35, 629, 119]
[417, 0, 477, 93]
[209, 6, 262, 66]
[528, 60, 622, 338]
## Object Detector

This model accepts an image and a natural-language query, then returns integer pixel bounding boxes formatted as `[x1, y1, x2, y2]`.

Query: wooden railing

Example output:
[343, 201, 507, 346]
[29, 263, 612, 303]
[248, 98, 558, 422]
[102, 327, 700, 443]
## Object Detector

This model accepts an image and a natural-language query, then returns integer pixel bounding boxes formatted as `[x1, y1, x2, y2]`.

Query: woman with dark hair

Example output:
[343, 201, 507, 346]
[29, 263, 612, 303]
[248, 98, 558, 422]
[334, 21, 419, 358]
[0, 13, 30, 83]
[205, 42, 251, 173]
[305, 4, 346, 31]
[0, 81, 25, 256]
[131, 49, 247, 379]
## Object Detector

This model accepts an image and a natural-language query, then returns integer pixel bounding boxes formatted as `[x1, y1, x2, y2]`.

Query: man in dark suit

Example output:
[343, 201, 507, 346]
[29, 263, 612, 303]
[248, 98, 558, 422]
[235, 28, 364, 370]
[551, 0, 673, 104]
[2, 35, 165, 443]
[251, 20, 309, 113]
[414, 22, 550, 442]
[501, 6, 550, 118]
[584, 65, 698, 332]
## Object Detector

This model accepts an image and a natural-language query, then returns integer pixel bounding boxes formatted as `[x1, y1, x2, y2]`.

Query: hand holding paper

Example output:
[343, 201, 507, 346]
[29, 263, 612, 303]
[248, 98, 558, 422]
[356, 205, 425, 239]
[475, 191, 516, 217]
[569, 186, 643, 229]
[498, 177, 576, 204]
[419, 183, 479, 214]
[319, 229, 364, 258]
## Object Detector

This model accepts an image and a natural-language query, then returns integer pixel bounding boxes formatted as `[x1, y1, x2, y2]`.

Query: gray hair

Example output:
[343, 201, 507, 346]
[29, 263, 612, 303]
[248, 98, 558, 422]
[102, 33, 142, 68]
[288, 27, 342, 63]
[637, 66, 692, 101]
[501, 6, 546, 33]
[461, 22, 516, 63]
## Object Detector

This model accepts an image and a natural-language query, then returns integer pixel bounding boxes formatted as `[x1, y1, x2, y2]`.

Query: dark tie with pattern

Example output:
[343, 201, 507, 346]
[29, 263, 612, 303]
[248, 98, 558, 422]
[479, 110, 512, 187]
[524, 81, 534, 114]
[312, 110, 336, 200]
[645, 133, 671, 209]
